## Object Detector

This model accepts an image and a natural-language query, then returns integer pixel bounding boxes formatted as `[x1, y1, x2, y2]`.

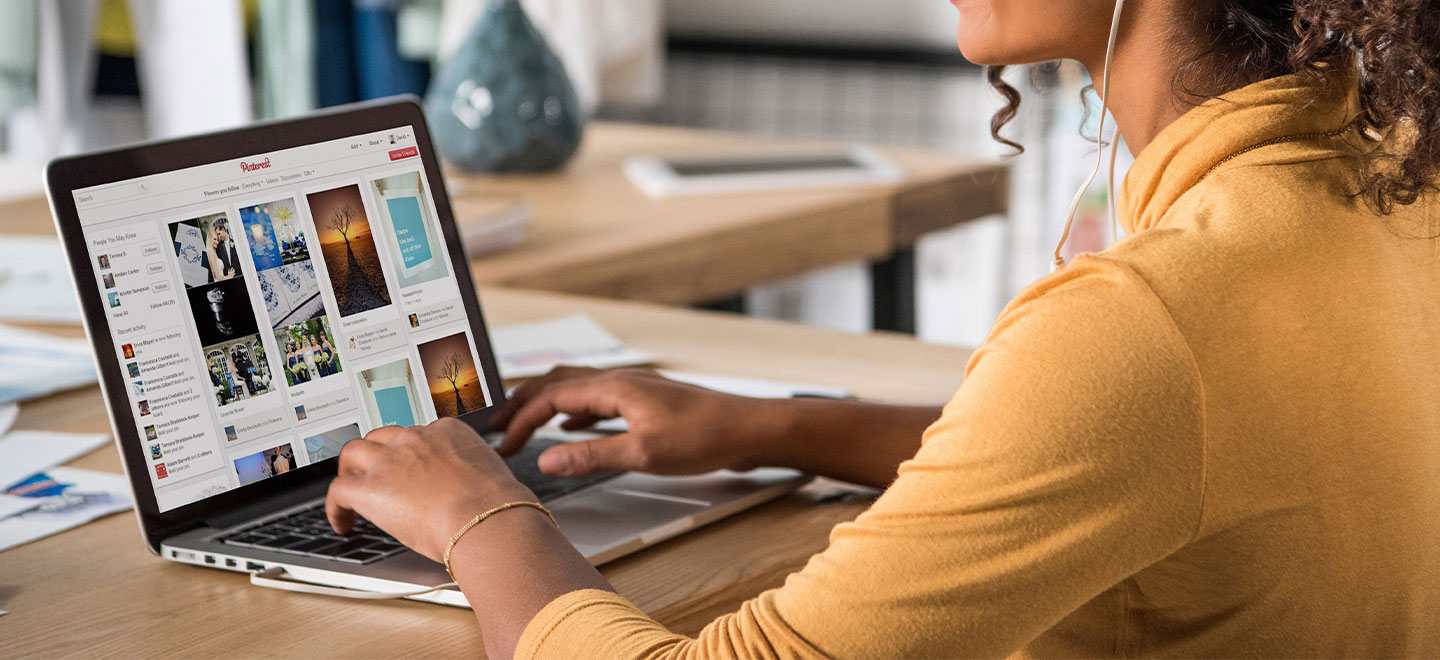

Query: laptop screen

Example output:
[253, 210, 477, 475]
[71, 126, 495, 512]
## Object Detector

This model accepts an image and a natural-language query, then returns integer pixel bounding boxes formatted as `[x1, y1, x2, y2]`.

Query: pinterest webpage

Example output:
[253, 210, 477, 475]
[73, 127, 493, 512]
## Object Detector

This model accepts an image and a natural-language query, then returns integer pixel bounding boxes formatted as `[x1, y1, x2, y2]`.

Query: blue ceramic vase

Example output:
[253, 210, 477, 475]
[424, 0, 584, 173]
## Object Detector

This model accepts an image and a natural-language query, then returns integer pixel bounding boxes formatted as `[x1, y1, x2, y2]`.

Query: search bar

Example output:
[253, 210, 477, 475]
[74, 181, 148, 207]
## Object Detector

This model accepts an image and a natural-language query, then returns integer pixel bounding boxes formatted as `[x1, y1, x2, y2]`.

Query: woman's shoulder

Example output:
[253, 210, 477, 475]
[979, 254, 1196, 384]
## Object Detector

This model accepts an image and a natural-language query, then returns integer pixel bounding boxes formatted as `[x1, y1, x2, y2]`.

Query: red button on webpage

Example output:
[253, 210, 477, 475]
[388, 146, 418, 161]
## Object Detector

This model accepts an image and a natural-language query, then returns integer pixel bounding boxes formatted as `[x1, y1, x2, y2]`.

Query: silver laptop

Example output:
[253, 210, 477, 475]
[45, 98, 809, 606]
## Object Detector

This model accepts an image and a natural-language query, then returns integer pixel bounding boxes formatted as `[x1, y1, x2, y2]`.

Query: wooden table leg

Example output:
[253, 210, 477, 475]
[871, 247, 917, 334]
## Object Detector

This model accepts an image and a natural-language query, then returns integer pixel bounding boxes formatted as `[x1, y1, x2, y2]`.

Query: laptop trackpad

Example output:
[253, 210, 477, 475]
[551, 488, 709, 550]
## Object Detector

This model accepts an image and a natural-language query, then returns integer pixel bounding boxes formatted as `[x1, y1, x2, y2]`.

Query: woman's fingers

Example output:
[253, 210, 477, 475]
[538, 434, 646, 477]
[324, 475, 361, 535]
[495, 375, 629, 456]
[489, 366, 602, 432]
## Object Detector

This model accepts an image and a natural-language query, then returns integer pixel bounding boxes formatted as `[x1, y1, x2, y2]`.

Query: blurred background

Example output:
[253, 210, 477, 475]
[0, 0, 1124, 347]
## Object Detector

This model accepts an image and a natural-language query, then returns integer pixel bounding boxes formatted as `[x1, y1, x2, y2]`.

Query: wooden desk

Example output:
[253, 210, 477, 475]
[451, 122, 1008, 332]
[1, 288, 970, 658]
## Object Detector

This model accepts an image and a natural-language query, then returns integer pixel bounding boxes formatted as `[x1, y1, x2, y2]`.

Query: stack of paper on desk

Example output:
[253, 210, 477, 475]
[0, 237, 83, 324]
[0, 323, 97, 405]
[0, 467, 133, 552]
[0, 430, 112, 490]
[492, 314, 657, 379]
[0, 427, 128, 552]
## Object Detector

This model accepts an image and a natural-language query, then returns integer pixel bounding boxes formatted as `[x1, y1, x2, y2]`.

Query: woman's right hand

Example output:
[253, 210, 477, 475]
[490, 367, 782, 478]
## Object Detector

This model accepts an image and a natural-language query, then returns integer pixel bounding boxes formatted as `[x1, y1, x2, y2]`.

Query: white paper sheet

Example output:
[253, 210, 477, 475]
[0, 323, 97, 405]
[491, 314, 656, 379]
[0, 403, 17, 439]
[0, 237, 83, 323]
[0, 431, 111, 491]
[0, 495, 40, 520]
[0, 467, 133, 552]
[661, 371, 851, 400]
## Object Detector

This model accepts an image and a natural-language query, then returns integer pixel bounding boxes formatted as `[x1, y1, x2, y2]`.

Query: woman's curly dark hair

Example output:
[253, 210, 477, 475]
[989, 0, 1440, 214]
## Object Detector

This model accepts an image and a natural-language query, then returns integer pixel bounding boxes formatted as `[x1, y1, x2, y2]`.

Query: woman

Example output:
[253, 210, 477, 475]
[319, 334, 338, 376]
[304, 334, 322, 377]
[204, 218, 239, 282]
[272, 447, 294, 475]
[324, 2, 1440, 658]
[288, 340, 310, 385]
[310, 334, 330, 377]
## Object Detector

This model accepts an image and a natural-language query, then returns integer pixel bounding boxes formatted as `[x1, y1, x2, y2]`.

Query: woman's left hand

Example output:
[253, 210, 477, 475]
[324, 417, 535, 562]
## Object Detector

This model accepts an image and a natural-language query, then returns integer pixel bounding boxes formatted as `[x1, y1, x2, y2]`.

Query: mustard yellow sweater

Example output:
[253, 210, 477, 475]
[516, 72, 1440, 658]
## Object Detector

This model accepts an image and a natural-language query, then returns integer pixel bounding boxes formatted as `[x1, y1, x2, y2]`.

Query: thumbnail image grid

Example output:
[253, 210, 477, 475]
[275, 316, 343, 386]
[233, 442, 297, 486]
[304, 423, 362, 463]
[359, 358, 423, 429]
[417, 332, 490, 417]
[238, 198, 326, 328]
[370, 171, 448, 289]
[307, 184, 392, 317]
[204, 335, 275, 407]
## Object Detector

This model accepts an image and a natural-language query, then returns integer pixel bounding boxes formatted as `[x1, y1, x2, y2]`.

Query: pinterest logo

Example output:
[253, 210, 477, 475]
[240, 157, 272, 173]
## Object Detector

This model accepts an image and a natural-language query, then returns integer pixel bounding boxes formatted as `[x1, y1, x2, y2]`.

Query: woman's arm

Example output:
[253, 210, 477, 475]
[751, 398, 939, 488]
[490, 367, 940, 489]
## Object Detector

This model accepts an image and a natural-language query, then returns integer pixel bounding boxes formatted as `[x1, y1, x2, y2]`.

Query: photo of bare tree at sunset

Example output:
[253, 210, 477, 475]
[417, 332, 489, 417]
[306, 184, 391, 316]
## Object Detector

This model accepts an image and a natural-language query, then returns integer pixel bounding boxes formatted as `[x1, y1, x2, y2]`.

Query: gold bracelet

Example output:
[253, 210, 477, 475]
[442, 501, 558, 582]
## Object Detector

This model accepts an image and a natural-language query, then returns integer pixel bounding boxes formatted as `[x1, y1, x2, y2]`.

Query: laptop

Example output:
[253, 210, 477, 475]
[44, 97, 810, 606]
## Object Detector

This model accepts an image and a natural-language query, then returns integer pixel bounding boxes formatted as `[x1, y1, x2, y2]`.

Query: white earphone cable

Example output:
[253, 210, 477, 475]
[1107, 120, 1122, 242]
[1053, 0, 1127, 272]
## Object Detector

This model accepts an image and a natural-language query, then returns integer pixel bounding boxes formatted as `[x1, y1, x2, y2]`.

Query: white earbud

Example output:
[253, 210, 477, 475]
[1053, 0, 1127, 272]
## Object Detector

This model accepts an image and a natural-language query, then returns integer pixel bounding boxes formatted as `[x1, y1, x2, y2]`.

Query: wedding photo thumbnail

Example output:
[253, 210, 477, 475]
[359, 358, 422, 429]
[417, 332, 488, 417]
[304, 423, 362, 463]
[275, 316, 342, 387]
[202, 334, 275, 407]
[370, 171, 448, 289]
[239, 198, 325, 328]
[170, 213, 243, 288]
[307, 184, 391, 317]
[233, 442, 296, 486]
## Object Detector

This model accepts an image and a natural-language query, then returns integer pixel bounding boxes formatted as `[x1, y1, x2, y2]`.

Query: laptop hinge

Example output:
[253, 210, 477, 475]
[205, 478, 330, 530]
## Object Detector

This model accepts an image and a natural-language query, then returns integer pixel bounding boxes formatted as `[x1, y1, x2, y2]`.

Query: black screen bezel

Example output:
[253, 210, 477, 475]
[45, 97, 507, 551]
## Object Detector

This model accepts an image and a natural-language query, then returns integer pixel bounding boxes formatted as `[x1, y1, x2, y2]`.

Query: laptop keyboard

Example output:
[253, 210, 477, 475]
[219, 434, 619, 563]
[218, 505, 403, 564]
